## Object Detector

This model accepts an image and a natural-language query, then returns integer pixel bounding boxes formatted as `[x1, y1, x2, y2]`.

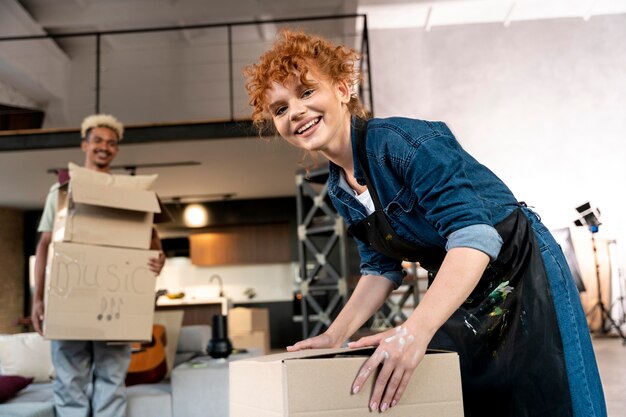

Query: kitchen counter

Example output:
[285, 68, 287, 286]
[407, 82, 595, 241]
[158, 295, 228, 308]
[156, 296, 230, 325]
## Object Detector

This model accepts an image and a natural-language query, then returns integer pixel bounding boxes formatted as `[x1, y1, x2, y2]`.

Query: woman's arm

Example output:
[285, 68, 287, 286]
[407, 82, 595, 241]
[349, 246, 489, 412]
[287, 274, 394, 350]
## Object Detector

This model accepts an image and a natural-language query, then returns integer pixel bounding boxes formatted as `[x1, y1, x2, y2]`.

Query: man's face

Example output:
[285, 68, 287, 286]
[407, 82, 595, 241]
[81, 126, 119, 171]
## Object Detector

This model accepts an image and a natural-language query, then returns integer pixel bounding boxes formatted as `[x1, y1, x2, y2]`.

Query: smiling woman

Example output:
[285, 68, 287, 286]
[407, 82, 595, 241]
[242, 29, 607, 417]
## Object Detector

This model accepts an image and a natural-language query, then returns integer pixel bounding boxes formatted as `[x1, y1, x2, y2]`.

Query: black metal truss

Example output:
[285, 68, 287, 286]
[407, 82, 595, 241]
[294, 166, 351, 338]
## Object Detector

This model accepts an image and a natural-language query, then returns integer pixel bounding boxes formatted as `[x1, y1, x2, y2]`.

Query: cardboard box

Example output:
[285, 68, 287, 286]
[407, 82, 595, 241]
[228, 307, 269, 335]
[53, 181, 161, 250]
[231, 330, 270, 355]
[230, 347, 464, 417]
[43, 242, 159, 341]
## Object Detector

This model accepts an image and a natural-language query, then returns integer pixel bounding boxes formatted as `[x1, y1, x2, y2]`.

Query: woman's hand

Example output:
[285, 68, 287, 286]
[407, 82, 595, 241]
[286, 275, 395, 353]
[286, 332, 340, 351]
[348, 325, 429, 413]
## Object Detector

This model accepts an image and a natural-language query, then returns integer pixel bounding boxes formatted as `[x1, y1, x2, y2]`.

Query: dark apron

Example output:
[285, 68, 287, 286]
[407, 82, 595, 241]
[347, 119, 572, 417]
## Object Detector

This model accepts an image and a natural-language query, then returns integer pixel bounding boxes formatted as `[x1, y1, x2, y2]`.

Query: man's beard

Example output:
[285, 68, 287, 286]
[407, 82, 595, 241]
[93, 152, 112, 169]
[94, 159, 111, 169]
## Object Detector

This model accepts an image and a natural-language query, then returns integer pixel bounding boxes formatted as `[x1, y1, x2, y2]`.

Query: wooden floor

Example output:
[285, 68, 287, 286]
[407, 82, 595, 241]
[593, 335, 626, 417]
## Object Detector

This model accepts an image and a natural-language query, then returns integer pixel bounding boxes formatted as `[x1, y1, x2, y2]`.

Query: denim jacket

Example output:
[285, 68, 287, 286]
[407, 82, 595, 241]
[327, 117, 520, 287]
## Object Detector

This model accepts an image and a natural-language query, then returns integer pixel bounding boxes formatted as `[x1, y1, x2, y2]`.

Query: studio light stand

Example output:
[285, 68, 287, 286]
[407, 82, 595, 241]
[574, 202, 626, 344]
[607, 240, 626, 334]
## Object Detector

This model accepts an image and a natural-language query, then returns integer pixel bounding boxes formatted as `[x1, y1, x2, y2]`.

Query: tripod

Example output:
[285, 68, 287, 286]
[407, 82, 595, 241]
[607, 239, 626, 334]
[585, 229, 626, 344]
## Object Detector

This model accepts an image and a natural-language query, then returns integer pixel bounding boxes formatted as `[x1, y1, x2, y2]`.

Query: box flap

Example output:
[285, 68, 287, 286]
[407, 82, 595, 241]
[237, 347, 456, 363]
[235, 347, 370, 364]
[244, 346, 439, 364]
[154, 196, 174, 223]
[71, 181, 161, 213]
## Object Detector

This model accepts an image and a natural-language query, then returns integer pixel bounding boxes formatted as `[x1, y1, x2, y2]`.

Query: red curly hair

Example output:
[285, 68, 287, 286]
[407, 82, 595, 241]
[244, 29, 366, 135]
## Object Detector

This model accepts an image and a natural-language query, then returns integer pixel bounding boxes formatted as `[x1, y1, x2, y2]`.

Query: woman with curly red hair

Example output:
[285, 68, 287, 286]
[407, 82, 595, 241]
[244, 29, 605, 417]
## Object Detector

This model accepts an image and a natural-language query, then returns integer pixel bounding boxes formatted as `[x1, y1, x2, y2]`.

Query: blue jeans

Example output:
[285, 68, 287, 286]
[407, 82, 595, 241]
[524, 208, 607, 417]
[51, 340, 131, 417]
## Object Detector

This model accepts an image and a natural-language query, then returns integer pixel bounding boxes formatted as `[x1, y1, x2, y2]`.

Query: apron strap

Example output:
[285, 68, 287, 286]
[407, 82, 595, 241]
[353, 118, 385, 211]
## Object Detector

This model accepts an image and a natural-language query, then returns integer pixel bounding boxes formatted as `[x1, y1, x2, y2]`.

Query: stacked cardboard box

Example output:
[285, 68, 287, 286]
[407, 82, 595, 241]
[230, 347, 464, 416]
[43, 169, 161, 341]
[228, 307, 270, 355]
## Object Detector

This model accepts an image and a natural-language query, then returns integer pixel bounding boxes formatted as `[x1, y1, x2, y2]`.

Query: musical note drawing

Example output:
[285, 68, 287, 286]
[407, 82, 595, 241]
[115, 297, 123, 319]
[107, 298, 114, 321]
[96, 296, 125, 321]
[97, 297, 106, 321]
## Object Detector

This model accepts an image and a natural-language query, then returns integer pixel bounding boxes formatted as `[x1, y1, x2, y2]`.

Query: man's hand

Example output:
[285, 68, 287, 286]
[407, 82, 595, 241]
[148, 251, 165, 276]
[31, 299, 45, 336]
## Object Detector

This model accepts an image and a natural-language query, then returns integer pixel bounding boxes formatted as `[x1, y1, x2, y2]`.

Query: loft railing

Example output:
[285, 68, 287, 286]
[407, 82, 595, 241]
[0, 14, 372, 130]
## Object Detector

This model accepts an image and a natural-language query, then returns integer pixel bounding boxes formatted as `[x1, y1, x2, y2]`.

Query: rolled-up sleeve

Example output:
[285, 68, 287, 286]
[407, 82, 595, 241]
[355, 237, 404, 288]
[445, 224, 503, 261]
[360, 267, 404, 288]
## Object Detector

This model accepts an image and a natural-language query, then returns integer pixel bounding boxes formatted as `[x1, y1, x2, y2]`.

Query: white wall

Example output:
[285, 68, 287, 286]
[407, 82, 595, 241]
[155, 257, 297, 304]
[369, 15, 626, 299]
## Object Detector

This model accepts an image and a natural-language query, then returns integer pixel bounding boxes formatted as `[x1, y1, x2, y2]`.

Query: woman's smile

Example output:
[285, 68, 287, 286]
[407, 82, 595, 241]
[295, 116, 322, 136]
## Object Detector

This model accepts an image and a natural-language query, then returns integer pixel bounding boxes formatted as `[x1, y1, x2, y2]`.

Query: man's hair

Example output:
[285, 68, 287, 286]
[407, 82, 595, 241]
[81, 114, 124, 140]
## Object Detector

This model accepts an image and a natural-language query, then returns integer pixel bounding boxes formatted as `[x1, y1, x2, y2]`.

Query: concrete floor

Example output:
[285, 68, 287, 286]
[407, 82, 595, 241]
[593, 335, 626, 417]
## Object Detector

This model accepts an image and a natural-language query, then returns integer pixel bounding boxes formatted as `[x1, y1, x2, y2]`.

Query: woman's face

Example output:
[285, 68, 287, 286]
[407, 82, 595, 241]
[265, 69, 351, 154]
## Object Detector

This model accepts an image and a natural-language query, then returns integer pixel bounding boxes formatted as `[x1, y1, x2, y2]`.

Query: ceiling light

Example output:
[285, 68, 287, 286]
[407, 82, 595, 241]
[183, 204, 209, 228]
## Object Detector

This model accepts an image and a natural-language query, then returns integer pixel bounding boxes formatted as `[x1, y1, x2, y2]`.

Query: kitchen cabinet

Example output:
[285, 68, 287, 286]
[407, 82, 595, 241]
[189, 223, 291, 266]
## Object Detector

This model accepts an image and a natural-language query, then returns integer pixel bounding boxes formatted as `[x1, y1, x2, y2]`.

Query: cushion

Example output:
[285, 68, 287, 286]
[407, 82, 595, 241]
[0, 375, 33, 403]
[68, 162, 158, 190]
[0, 402, 55, 416]
[2, 381, 54, 404]
[176, 325, 211, 354]
[127, 382, 172, 417]
[0, 333, 54, 383]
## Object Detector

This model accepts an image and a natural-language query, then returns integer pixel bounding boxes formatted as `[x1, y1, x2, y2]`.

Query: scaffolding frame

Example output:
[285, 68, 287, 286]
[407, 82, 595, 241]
[294, 166, 352, 338]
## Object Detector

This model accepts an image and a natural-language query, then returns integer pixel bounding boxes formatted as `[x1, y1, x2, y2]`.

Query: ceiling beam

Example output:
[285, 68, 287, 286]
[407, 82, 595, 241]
[0, 120, 258, 152]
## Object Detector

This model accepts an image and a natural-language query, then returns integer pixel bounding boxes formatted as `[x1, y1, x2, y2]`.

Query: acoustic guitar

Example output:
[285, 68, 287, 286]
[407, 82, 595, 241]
[125, 289, 168, 386]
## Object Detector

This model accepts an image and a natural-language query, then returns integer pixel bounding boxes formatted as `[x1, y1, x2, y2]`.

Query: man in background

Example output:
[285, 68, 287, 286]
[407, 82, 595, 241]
[31, 114, 165, 417]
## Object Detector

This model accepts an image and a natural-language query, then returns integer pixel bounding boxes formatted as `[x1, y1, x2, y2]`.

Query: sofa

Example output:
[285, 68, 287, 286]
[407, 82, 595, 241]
[0, 325, 215, 417]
